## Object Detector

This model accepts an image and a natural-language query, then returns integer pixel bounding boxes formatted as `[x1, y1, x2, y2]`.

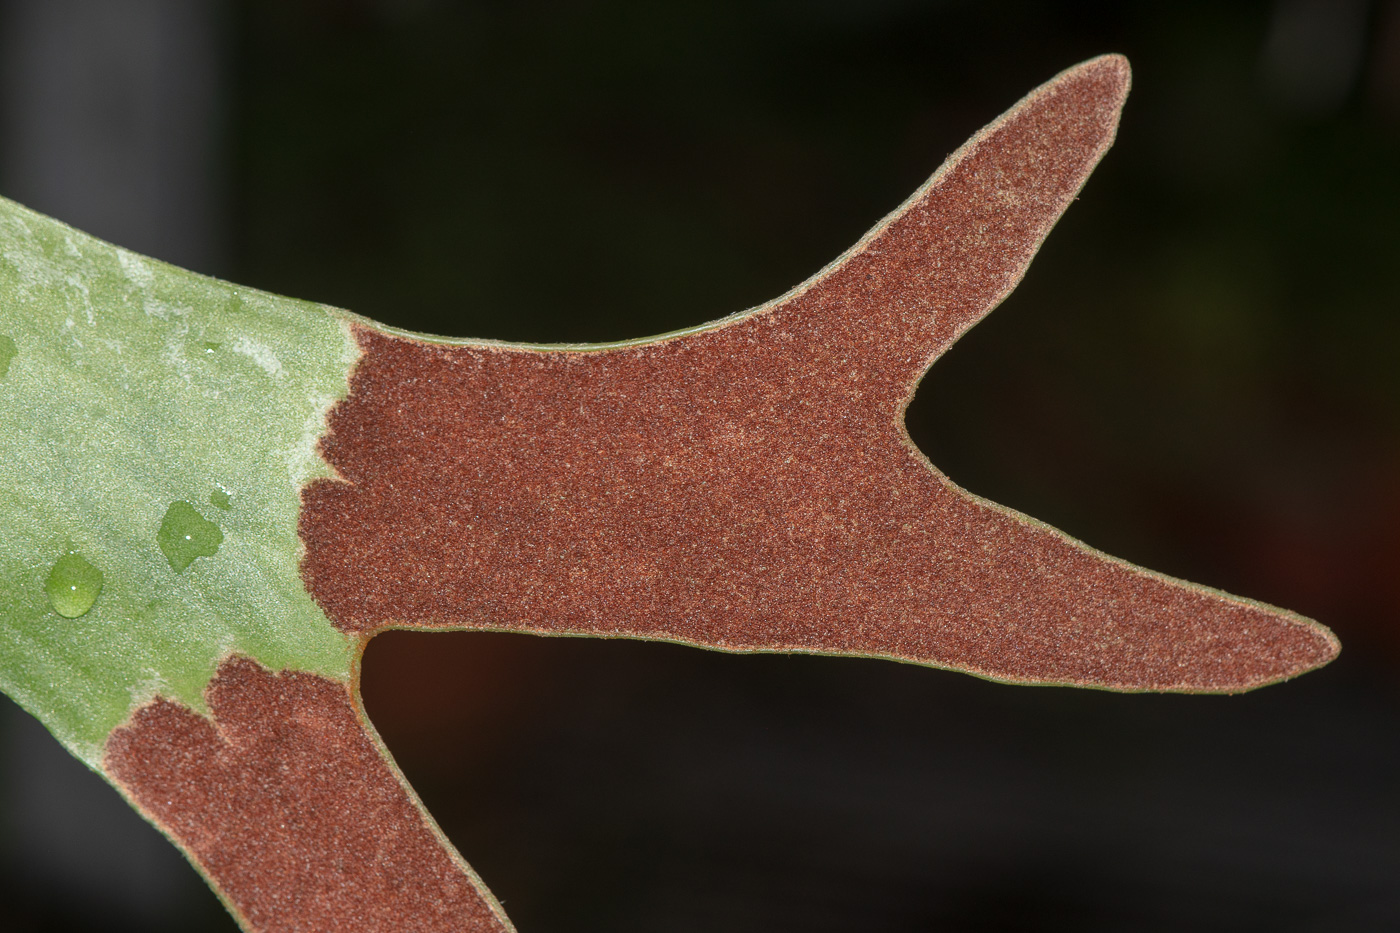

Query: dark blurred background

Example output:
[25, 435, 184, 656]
[1, 1, 1397, 930]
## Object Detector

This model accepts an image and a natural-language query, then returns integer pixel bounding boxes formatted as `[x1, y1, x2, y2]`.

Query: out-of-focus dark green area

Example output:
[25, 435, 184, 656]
[2, 1, 1397, 931]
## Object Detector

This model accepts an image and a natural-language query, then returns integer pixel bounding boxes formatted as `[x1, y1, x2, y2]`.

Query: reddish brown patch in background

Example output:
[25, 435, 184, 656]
[300, 56, 1336, 691]
[104, 657, 510, 933]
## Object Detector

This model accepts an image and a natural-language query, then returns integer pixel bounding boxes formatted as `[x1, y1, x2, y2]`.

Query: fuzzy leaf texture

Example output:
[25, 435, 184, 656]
[0, 56, 1338, 932]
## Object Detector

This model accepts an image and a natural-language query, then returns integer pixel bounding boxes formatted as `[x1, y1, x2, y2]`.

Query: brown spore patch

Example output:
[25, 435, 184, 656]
[299, 56, 1337, 692]
[104, 656, 511, 933]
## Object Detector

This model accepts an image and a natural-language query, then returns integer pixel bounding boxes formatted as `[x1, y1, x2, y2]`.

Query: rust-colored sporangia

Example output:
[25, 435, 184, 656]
[107, 657, 509, 932]
[301, 54, 1334, 691]
[103, 55, 1337, 932]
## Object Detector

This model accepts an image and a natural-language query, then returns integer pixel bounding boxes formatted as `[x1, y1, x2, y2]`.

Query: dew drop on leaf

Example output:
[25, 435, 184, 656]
[209, 488, 232, 510]
[44, 552, 103, 618]
[157, 500, 224, 573]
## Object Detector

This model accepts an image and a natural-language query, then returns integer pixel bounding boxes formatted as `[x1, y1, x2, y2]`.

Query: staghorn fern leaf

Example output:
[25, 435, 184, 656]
[0, 56, 1337, 932]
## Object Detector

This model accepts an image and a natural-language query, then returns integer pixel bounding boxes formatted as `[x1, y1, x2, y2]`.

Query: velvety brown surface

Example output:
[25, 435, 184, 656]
[301, 55, 1336, 691]
[104, 657, 511, 933]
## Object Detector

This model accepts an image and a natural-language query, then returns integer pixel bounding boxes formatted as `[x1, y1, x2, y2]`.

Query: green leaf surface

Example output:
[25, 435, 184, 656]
[0, 198, 357, 764]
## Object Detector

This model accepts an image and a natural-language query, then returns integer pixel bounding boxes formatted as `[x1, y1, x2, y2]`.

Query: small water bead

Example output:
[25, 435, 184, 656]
[0, 334, 16, 379]
[45, 552, 103, 618]
[210, 488, 232, 510]
[157, 500, 223, 573]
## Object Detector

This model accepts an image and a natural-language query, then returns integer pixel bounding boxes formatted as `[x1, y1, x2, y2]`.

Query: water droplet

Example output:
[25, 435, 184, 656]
[157, 501, 223, 573]
[0, 334, 16, 379]
[201, 341, 221, 354]
[45, 552, 103, 618]
[210, 488, 232, 510]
